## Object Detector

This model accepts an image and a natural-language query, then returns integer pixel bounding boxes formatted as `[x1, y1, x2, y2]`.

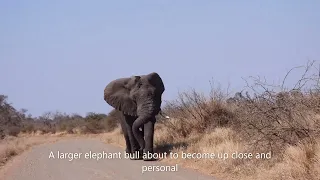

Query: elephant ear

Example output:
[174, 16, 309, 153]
[124, 76, 141, 90]
[104, 77, 140, 116]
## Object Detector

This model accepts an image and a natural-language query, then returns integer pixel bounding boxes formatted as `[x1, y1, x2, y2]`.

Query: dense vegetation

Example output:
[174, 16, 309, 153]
[0, 95, 122, 138]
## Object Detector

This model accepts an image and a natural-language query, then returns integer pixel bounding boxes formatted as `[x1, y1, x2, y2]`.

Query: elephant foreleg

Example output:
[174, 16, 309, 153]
[144, 117, 155, 154]
[124, 114, 143, 159]
[139, 126, 144, 139]
[132, 116, 156, 161]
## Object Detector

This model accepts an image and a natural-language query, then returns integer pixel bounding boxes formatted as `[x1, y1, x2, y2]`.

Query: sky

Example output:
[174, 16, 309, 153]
[1, 0, 320, 117]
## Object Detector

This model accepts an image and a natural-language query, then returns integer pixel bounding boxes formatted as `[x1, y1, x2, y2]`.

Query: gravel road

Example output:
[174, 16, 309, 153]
[0, 138, 216, 180]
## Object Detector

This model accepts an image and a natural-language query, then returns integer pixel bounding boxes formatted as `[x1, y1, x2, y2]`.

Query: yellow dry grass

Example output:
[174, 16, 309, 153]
[0, 134, 60, 167]
[0, 132, 102, 168]
[256, 140, 320, 180]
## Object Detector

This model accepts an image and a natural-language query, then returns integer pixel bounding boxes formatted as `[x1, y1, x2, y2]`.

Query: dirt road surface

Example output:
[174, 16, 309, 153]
[0, 138, 217, 180]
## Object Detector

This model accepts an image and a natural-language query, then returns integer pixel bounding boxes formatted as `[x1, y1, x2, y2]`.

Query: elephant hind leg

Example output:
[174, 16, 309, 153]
[118, 116, 131, 154]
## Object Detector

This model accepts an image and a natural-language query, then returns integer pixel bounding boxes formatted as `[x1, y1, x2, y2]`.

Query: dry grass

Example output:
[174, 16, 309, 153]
[0, 132, 101, 168]
[256, 140, 320, 180]
[153, 122, 320, 180]
[0, 134, 60, 167]
[99, 126, 126, 147]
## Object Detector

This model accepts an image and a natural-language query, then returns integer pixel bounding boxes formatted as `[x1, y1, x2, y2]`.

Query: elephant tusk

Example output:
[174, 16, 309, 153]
[159, 111, 170, 119]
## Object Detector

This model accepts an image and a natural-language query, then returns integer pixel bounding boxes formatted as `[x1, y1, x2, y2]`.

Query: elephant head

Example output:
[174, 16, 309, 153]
[103, 72, 165, 117]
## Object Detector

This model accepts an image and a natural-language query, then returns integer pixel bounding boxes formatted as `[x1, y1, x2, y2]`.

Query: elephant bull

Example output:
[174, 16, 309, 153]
[103, 72, 165, 161]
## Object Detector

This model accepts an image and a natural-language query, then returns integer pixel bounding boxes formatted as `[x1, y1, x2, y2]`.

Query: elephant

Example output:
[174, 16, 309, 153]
[103, 72, 165, 161]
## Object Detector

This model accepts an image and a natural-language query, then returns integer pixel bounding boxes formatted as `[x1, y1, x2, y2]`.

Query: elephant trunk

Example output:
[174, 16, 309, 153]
[132, 94, 160, 153]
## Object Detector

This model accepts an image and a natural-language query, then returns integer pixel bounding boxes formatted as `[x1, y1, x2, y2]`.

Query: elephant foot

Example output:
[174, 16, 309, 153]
[143, 157, 157, 161]
[129, 150, 143, 160]
[125, 149, 131, 154]
[142, 149, 158, 161]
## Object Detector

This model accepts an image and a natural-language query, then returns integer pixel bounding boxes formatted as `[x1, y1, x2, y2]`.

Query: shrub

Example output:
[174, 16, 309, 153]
[102, 109, 122, 132]
[161, 85, 234, 138]
[7, 126, 21, 137]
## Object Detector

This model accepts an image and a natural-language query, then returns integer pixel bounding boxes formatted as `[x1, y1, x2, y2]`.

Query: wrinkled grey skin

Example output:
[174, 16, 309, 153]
[104, 72, 165, 160]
